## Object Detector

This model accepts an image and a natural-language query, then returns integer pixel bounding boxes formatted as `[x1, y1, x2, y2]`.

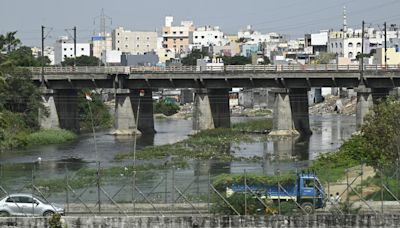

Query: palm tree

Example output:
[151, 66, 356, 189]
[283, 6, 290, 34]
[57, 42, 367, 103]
[4, 31, 21, 53]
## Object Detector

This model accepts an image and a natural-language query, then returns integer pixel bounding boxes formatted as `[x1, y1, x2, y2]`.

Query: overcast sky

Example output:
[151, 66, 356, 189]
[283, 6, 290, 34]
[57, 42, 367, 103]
[1, 0, 399, 46]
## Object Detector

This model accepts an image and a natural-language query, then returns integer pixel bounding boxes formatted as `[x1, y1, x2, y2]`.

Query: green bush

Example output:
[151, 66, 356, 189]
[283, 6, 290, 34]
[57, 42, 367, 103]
[26, 129, 76, 146]
[78, 90, 112, 129]
[154, 99, 180, 116]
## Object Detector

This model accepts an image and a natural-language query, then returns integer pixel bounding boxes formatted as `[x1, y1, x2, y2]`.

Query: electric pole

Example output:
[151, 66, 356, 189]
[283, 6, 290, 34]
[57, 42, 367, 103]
[73, 26, 77, 67]
[41, 25, 45, 87]
[361, 21, 365, 75]
[384, 22, 387, 67]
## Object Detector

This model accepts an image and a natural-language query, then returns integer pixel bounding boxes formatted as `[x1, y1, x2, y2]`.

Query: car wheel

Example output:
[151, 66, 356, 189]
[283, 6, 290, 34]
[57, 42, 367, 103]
[43, 211, 55, 217]
[301, 202, 314, 214]
[0, 211, 10, 217]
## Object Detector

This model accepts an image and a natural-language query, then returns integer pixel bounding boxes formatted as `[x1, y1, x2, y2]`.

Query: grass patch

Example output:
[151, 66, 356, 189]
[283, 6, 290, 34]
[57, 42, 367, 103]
[311, 135, 365, 183]
[26, 129, 77, 146]
[115, 128, 257, 161]
[232, 119, 272, 133]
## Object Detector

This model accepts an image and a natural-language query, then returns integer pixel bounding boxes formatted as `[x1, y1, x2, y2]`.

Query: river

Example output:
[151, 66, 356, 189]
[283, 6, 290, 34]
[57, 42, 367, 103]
[0, 114, 356, 203]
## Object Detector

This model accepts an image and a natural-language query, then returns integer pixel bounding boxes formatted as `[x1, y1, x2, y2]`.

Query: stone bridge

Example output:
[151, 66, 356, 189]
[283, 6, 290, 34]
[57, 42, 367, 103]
[27, 64, 400, 135]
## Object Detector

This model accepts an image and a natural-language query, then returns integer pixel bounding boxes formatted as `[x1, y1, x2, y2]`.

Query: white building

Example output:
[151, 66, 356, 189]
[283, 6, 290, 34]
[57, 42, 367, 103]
[54, 36, 90, 65]
[91, 33, 112, 63]
[193, 26, 226, 47]
[112, 27, 157, 54]
[31, 46, 55, 65]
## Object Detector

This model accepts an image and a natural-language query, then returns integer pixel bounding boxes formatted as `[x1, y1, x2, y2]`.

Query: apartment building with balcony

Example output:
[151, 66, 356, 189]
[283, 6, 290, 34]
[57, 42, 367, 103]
[162, 16, 194, 54]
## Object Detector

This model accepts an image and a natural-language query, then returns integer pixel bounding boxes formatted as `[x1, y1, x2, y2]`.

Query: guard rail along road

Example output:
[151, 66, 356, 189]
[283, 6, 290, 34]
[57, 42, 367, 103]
[27, 64, 400, 75]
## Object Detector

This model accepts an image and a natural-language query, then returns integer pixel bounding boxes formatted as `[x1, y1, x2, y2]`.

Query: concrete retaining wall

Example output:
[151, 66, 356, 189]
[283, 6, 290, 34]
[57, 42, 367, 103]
[1, 214, 400, 228]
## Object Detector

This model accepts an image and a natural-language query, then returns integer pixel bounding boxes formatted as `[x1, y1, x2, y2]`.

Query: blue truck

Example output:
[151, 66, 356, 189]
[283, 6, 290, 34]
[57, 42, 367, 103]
[226, 173, 326, 213]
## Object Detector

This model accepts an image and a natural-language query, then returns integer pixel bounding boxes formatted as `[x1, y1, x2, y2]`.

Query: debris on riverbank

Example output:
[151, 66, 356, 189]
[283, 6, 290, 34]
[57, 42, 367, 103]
[309, 95, 356, 115]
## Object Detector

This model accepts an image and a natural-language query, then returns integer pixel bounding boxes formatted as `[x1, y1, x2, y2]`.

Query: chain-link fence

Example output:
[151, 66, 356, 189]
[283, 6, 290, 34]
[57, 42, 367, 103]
[1, 161, 400, 217]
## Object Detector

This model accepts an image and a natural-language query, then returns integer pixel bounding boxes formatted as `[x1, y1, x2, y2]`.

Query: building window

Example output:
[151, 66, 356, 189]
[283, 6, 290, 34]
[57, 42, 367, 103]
[180, 38, 183, 41]
[117, 40, 120, 43]
[147, 44, 150, 47]
[201, 36, 205, 39]
[117, 48, 120, 51]
[137, 44, 139, 48]
[165, 54, 168, 57]
[81, 48, 84, 51]
[117, 33, 120, 36]
[335, 43, 338, 48]
[331, 43, 333, 48]
[147, 37, 149, 40]
[180, 31, 183, 34]
[180, 45, 183, 48]
[215, 36, 218, 39]
[340, 43, 342, 48]
[195, 36, 198, 39]
[64, 48, 67, 51]
[70, 48, 73, 50]
[173, 31, 176, 34]
[137, 37, 140, 40]
[125, 37, 128, 41]
[125, 45, 128, 48]
[357, 42, 361, 47]
[173, 45, 176, 48]
[348, 42, 353, 47]
[164, 32, 168, 34]
[357, 52, 361, 56]
[348, 52, 353, 58]
[64, 55, 67, 58]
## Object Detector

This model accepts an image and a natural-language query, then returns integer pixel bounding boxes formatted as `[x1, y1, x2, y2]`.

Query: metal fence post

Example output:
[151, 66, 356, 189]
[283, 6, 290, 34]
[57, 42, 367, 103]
[380, 166, 384, 215]
[65, 164, 69, 215]
[208, 172, 211, 213]
[132, 170, 136, 215]
[165, 170, 168, 204]
[97, 161, 101, 214]
[244, 170, 247, 216]
[172, 167, 175, 210]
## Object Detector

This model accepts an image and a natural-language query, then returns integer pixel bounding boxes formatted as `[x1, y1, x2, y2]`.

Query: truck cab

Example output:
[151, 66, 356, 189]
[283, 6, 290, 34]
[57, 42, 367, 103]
[296, 173, 325, 212]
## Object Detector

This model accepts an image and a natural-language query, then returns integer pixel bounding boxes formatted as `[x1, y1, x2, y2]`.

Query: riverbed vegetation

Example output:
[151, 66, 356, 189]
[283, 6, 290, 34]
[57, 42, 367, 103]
[154, 98, 180, 116]
[115, 119, 273, 161]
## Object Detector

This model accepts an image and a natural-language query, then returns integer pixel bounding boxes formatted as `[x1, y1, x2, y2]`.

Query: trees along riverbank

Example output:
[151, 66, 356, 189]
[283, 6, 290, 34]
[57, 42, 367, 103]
[0, 31, 111, 151]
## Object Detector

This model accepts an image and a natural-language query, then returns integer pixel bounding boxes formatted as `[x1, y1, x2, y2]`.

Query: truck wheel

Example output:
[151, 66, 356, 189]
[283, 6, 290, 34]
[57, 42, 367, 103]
[301, 202, 314, 214]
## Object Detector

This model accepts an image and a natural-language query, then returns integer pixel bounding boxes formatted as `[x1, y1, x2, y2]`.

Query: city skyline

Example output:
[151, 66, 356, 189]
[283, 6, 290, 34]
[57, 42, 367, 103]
[1, 0, 400, 46]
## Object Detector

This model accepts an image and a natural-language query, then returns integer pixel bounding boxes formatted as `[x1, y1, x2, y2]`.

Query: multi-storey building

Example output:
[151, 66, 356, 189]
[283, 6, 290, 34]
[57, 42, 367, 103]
[193, 26, 226, 47]
[31, 46, 55, 65]
[112, 27, 157, 54]
[162, 16, 194, 54]
[91, 33, 112, 63]
[54, 36, 90, 65]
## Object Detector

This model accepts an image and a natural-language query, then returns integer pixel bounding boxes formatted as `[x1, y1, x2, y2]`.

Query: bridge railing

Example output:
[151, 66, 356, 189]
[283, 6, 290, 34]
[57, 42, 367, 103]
[27, 64, 400, 74]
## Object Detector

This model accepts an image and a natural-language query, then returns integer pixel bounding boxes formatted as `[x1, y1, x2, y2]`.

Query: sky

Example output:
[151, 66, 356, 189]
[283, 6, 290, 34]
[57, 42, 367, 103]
[1, 0, 399, 46]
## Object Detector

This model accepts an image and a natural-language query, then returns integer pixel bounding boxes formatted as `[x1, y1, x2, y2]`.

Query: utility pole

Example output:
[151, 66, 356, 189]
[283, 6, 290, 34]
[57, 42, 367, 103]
[361, 21, 365, 75]
[384, 22, 387, 67]
[73, 26, 77, 66]
[41, 26, 45, 87]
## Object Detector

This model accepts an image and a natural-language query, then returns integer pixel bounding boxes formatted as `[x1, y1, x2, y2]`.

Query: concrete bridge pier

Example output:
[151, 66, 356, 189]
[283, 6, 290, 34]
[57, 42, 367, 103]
[356, 88, 390, 129]
[131, 89, 155, 134]
[192, 89, 230, 132]
[111, 89, 139, 135]
[270, 88, 311, 136]
[39, 89, 60, 129]
[54, 89, 80, 132]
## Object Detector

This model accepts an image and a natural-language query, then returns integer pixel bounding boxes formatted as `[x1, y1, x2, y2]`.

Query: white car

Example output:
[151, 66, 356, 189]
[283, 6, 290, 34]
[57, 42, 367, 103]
[0, 194, 64, 217]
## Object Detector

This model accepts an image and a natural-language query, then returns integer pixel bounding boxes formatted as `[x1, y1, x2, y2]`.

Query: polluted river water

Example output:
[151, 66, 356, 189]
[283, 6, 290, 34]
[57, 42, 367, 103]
[0, 114, 356, 203]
